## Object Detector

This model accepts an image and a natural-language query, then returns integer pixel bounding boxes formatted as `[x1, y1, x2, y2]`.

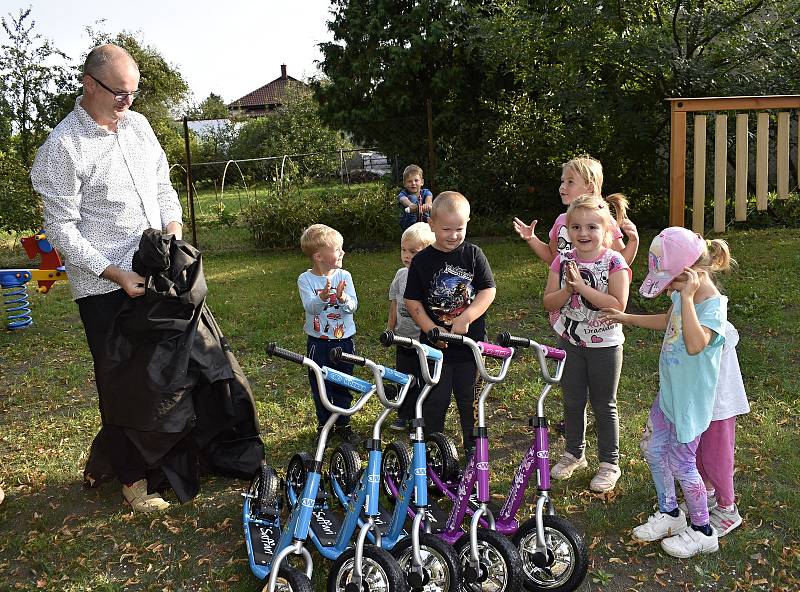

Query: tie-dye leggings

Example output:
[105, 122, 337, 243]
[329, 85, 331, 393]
[640, 397, 710, 527]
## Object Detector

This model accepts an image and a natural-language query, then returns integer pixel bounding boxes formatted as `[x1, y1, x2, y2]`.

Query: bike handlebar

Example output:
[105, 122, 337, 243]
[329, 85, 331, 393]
[427, 328, 514, 383]
[266, 342, 305, 365]
[496, 332, 566, 361]
[495, 332, 566, 384]
[330, 347, 366, 366]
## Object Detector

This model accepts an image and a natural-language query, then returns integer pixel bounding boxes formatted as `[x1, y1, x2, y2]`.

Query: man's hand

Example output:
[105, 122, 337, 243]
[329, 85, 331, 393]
[101, 265, 145, 297]
[166, 221, 183, 240]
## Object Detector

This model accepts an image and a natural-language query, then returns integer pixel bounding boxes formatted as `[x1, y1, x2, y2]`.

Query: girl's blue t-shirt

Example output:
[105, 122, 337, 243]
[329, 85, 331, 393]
[658, 291, 727, 443]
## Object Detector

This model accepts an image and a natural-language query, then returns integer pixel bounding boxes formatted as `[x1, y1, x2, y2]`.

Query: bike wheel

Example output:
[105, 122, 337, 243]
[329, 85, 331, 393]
[455, 528, 523, 592]
[426, 432, 460, 483]
[249, 463, 279, 518]
[327, 544, 408, 592]
[512, 514, 588, 592]
[329, 443, 361, 495]
[263, 566, 313, 592]
[381, 441, 411, 501]
[285, 451, 312, 503]
[391, 531, 462, 592]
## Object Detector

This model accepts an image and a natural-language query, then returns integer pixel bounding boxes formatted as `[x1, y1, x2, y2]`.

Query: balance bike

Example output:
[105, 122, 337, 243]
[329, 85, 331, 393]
[404, 328, 523, 592]
[328, 332, 462, 591]
[489, 331, 589, 591]
[280, 344, 411, 592]
[243, 342, 403, 592]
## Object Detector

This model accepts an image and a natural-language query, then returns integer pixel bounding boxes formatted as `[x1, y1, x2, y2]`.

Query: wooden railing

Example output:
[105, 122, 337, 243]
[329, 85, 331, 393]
[668, 95, 800, 232]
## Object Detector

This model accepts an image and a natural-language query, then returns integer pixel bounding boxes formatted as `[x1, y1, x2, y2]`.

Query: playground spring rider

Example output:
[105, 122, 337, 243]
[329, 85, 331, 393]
[327, 334, 462, 592]
[0, 232, 67, 330]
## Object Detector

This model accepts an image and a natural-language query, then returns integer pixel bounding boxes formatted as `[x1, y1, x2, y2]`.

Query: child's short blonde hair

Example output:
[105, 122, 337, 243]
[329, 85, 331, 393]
[401, 222, 435, 249]
[431, 191, 470, 219]
[402, 164, 424, 182]
[300, 224, 343, 258]
[563, 155, 603, 196]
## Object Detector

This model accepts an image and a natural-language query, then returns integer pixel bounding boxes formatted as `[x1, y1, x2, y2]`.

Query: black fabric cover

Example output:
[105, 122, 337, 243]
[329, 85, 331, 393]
[84, 229, 264, 502]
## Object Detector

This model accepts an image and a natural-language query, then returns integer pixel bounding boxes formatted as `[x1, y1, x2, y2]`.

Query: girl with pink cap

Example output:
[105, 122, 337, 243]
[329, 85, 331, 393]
[602, 226, 734, 558]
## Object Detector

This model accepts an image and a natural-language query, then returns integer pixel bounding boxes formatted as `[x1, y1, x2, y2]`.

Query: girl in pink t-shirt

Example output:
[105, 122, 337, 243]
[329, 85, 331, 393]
[514, 155, 639, 265]
[543, 193, 632, 493]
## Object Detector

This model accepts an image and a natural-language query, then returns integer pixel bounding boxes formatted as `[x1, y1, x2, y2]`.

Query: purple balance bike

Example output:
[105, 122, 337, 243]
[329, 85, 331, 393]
[386, 328, 524, 592]
[425, 330, 588, 591]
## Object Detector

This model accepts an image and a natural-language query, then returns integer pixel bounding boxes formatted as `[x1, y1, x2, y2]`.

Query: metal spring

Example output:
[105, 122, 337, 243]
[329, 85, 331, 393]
[2, 282, 33, 330]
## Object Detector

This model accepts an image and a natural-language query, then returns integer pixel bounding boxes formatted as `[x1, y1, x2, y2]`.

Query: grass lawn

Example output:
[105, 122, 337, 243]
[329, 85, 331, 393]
[1, 227, 798, 591]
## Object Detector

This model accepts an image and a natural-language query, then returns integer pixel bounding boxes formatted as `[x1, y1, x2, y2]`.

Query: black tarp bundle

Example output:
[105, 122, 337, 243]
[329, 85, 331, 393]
[84, 229, 264, 502]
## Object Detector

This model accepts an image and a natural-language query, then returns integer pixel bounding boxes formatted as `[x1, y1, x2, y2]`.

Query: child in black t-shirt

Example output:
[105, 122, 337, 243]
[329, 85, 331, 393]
[403, 191, 497, 457]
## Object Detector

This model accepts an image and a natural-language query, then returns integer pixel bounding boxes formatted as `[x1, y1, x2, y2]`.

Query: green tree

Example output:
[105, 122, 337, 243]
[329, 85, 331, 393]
[0, 7, 75, 166]
[316, 3, 509, 189]
[188, 92, 229, 120]
[483, 0, 800, 215]
[230, 85, 351, 180]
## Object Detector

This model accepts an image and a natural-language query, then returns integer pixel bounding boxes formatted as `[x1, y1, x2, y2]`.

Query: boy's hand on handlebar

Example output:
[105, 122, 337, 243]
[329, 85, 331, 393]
[451, 316, 470, 335]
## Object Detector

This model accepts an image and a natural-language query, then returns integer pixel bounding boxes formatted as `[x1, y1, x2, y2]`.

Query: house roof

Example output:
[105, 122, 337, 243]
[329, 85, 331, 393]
[227, 65, 305, 110]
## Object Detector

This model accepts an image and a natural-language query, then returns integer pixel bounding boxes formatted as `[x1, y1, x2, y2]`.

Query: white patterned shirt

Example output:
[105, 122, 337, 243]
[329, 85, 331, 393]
[30, 96, 182, 300]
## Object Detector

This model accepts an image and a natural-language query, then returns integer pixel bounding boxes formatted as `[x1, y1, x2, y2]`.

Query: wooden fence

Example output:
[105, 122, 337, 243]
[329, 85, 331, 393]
[668, 96, 800, 232]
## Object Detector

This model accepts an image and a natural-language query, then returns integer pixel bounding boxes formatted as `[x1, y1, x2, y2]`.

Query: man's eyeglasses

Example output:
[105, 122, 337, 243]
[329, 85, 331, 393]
[88, 74, 140, 102]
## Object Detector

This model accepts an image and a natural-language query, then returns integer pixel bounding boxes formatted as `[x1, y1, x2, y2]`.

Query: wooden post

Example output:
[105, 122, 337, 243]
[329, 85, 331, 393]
[777, 111, 789, 199]
[669, 103, 687, 227]
[182, 116, 198, 248]
[713, 114, 728, 233]
[426, 98, 436, 195]
[692, 114, 707, 234]
[735, 114, 749, 222]
[756, 113, 769, 210]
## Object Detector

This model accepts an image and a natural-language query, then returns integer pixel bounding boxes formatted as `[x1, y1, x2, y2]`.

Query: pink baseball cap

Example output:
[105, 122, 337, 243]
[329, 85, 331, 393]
[639, 227, 705, 298]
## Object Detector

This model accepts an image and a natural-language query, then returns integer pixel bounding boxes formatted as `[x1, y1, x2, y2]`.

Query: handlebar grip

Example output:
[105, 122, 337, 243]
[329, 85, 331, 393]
[496, 332, 530, 348]
[427, 327, 463, 344]
[266, 342, 305, 364]
[380, 330, 413, 348]
[542, 345, 567, 361]
[478, 341, 514, 359]
[330, 347, 367, 366]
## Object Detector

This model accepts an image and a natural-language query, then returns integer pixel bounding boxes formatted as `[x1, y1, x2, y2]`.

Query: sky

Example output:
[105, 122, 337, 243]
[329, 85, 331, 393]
[10, 0, 336, 106]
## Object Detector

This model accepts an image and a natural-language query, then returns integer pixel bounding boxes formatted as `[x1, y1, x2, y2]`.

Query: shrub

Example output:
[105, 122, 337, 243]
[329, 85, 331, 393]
[243, 185, 399, 250]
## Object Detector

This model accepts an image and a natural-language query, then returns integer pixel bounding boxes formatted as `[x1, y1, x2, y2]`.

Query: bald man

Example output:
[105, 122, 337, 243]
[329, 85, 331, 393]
[31, 44, 183, 513]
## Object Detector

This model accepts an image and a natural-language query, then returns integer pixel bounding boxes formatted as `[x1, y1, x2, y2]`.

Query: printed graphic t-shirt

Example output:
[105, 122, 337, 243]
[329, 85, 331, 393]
[548, 248, 630, 347]
[659, 292, 727, 443]
[404, 241, 495, 361]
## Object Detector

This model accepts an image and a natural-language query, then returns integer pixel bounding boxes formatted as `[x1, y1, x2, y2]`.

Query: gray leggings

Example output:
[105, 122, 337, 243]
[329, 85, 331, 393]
[557, 338, 622, 464]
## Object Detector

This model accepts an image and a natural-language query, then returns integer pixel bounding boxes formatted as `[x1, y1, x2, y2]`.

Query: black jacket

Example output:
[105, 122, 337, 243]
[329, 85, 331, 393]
[84, 230, 264, 501]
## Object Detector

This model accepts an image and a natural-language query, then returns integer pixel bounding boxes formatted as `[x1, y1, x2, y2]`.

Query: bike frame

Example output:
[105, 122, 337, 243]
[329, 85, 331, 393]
[248, 345, 381, 591]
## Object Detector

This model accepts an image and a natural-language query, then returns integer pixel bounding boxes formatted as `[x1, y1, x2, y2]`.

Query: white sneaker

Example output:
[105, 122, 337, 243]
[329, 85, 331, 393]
[709, 504, 742, 536]
[590, 462, 621, 492]
[551, 452, 588, 480]
[632, 510, 687, 542]
[661, 526, 719, 558]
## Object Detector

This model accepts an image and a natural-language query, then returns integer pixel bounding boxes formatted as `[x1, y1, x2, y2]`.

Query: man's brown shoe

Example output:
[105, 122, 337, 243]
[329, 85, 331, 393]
[122, 479, 170, 513]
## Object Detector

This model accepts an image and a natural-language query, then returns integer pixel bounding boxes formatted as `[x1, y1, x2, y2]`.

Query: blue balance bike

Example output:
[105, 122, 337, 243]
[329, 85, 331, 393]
[280, 343, 413, 592]
[243, 342, 407, 592]
[327, 332, 462, 592]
